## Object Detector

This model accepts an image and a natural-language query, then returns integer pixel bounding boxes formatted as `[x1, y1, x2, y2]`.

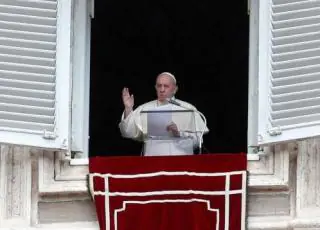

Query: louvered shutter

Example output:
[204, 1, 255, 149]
[0, 0, 72, 150]
[257, 0, 320, 145]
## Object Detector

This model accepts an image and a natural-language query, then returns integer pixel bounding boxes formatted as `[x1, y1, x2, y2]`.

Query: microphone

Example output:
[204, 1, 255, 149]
[166, 98, 207, 154]
[167, 98, 181, 106]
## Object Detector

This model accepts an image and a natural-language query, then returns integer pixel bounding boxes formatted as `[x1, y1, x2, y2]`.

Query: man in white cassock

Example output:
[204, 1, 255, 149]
[119, 72, 209, 156]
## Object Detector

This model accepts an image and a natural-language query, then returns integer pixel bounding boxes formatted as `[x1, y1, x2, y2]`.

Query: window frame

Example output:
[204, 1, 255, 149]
[70, 0, 261, 163]
[69, 0, 92, 162]
[247, 0, 260, 156]
[71, 0, 93, 162]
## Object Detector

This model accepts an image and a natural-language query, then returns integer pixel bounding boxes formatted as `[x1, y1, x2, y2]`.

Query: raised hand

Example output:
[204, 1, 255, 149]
[122, 87, 134, 117]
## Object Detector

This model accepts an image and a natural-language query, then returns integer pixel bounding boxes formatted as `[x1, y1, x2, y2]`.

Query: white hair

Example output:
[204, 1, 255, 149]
[157, 72, 177, 85]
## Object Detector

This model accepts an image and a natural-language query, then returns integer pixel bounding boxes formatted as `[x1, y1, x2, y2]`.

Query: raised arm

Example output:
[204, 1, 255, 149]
[119, 87, 142, 140]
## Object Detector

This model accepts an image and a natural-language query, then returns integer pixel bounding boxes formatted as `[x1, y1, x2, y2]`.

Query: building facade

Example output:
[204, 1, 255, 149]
[0, 0, 320, 229]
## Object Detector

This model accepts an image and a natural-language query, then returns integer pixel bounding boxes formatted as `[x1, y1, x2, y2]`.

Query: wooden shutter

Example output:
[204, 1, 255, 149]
[0, 0, 72, 150]
[257, 0, 320, 145]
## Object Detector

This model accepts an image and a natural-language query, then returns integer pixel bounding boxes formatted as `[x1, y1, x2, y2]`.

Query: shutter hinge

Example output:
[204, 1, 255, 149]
[248, 145, 263, 154]
[268, 126, 282, 136]
[42, 130, 57, 140]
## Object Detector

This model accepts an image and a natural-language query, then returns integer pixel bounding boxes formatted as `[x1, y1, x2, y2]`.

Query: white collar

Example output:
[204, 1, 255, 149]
[156, 96, 176, 106]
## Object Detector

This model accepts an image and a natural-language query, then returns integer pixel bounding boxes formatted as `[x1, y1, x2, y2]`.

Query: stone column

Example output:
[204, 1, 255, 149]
[293, 138, 320, 229]
[0, 145, 36, 228]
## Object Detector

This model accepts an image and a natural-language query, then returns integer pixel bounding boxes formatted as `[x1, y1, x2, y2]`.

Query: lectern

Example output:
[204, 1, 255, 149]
[138, 106, 206, 156]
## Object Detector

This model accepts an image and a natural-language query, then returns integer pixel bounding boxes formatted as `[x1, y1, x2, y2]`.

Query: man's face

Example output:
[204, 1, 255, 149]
[155, 74, 176, 102]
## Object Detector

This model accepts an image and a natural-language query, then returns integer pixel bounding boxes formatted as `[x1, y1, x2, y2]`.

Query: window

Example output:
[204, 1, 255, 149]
[2, 0, 319, 162]
[249, 0, 320, 149]
[88, 1, 249, 157]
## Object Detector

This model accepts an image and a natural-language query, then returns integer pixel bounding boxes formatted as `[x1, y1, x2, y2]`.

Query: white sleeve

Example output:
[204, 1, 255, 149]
[118, 109, 143, 140]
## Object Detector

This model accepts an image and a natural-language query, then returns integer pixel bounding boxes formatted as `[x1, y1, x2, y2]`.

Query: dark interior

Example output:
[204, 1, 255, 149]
[89, 1, 249, 156]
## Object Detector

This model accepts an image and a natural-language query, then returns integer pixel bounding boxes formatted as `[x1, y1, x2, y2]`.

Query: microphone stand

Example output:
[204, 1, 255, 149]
[167, 99, 207, 154]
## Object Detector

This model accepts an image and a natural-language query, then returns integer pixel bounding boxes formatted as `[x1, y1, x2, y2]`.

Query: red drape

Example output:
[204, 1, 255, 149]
[89, 153, 247, 230]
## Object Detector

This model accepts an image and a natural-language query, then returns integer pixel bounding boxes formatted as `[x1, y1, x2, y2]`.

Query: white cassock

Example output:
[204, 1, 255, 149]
[119, 99, 209, 156]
